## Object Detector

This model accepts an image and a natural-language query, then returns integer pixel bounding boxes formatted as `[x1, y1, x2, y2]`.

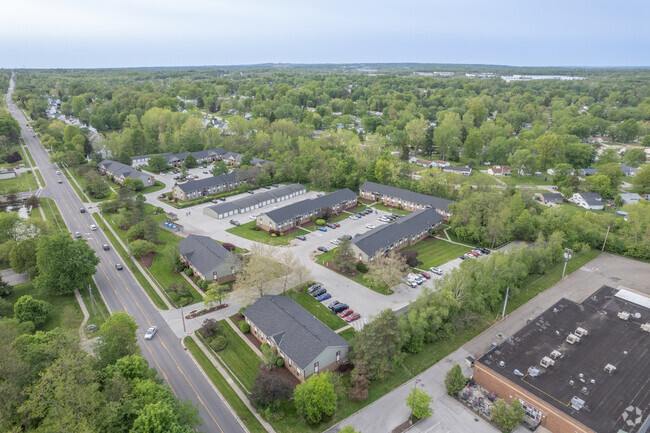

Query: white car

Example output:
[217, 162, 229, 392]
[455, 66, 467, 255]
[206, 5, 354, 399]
[249, 214, 258, 220]
[90, 224, 97, 231]
[144, 326, 158, 340]
[366, 224, 375, 229]
[330, 239, 340, 246]
[56, 170, 61, 175]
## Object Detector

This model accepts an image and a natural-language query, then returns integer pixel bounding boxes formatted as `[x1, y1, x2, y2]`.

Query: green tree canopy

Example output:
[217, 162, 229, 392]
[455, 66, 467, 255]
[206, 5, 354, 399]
[14, 295, 50, 326]
[444, 364, 467, 396]
[96, 312, 140, 368]
[293, 372, 337, 424]
[406, 387, 434, 420]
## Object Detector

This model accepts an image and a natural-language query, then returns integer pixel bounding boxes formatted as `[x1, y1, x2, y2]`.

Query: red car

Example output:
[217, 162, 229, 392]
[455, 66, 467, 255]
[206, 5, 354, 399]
[345, 313, 361, 323]
[468, 251, 479, 257]
[420, 272, 431, 279]
[338, 309, 353, 318]
[333, 222, 340, 227]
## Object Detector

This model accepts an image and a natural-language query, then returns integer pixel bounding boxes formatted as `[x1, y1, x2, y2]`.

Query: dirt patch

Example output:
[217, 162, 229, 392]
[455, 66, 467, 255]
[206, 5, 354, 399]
[139, 253, 156, 268]
[325, 261, 360, 278]
[153, 241, 166, 245]
[243, 331, 263, 351]
[300, 221, 317, 230]
[392, 419, 420, 433]
[337, 363, 354, 374]
[258, 364, 301, 388]
[422, 236, 439, 242]
[230, 313, 244, 323]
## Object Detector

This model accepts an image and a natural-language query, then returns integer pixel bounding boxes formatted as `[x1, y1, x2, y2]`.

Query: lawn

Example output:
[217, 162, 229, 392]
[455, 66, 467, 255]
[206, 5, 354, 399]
[458, 171, 500, 186]
[184, 337, 267, 433]
[500, 174, 554, 187]
[338, 327, 357, 342]
[78, 281, 110, 336]
[33, 169, 45, 187]
[4, 281, 84, 333]
[369, 203, 411, 215]
[402, 238, 472, 269]
[214, 319, 261, 391]
[284, 287, 347, 331]
[70, 168, 114, 203]
[315, 249, 392, 295]
[140, 180, 167, 195]
[0, 171, 38, 193]
[21, 145, 37, 166]
[40, 197, 68, 232]
[64, 168, 88, 203]
[226, 221, 306, 246]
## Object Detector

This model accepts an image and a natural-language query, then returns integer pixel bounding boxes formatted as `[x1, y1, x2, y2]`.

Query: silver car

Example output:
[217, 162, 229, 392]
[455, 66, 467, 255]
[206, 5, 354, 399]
[144, 326, 158, 340]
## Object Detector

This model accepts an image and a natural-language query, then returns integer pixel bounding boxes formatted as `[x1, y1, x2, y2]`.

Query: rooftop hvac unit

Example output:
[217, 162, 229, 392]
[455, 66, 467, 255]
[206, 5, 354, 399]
[604, 364, 617, 374]
[571, 396, 585, 411]
[566, 333, 580, 344]
[550, 350, 563, 359]
[618, 311, 631, 321]
[540, 356, 555, 368]
[581, 387, 589, 395]
[641, 323, 650, 333]
[575, 327, 588, 337]
[528, 366, 541, 377]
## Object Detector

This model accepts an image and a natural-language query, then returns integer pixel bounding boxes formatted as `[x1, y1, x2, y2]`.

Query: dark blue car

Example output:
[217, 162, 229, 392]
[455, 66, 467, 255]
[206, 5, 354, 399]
[317, 293, 332, 302]
[317, 227, 327, 232]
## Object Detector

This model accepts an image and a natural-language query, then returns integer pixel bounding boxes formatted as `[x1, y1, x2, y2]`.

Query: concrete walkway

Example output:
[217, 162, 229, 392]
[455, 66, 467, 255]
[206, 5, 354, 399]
[73, 288, 93, 355]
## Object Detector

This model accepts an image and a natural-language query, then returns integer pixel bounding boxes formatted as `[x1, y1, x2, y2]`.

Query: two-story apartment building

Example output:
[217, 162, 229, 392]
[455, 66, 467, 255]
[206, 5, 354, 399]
[359, 181, 455, 219]
[256, 189, 357, 232]
[172, 169, 260, 201]
[131, 148, 227, 168]
[97, 160, 155, 186]
[243, 295, 350, 382]
[351, 208, 444, 263]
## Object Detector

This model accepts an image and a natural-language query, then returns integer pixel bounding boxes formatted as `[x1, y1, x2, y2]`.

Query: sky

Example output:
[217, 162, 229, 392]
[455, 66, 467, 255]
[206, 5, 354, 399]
[2, 0, 649, 68]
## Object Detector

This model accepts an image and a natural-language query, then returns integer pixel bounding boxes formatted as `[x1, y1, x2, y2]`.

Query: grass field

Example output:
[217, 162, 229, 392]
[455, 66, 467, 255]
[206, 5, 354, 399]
[216, 319, 261, 391]
[64, 168, 88, 203]
[226, 221, 305, 245]
[140, 180, 167, 195]
[458, 171, 500, 186]
[0, 171, 38, 193]
[403, 238, 472, 269]
[184, 337, 267, 433]
[40, 197, 68, 232]
[284, 288, 347, 331]
[22, 145, 37, 166]
[500, 174, 554, 187]
[78, 281, 110, 336]
[70, 168, 113, 203]
[315, 248, 393, 295]
[338, 327, 357, 342]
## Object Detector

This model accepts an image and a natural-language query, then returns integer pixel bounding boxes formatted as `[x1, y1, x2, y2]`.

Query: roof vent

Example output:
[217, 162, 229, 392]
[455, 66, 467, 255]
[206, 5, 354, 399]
[618, 311, 631, 321]
[604, 364, 616, 374]
[550, 350, 563, 359]
[540, 357, 555, 368]
[555, 330, 560, 336]
[579, 373, 584, 379]
[571, 396, 585, 410]
[566, 333, 580, 344]
[641, 323, 650, 333]
[499, 361, 505, 367]
[590, 379, 596, 384]
[634, 312, 641, 319]
[575, 327, 588, 337]
[528, 366, 541, 377]
[581, 387, 589, 395]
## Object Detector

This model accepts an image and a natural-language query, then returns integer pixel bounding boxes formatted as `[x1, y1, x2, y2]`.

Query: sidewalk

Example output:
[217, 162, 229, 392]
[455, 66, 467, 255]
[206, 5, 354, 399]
[73, 288, 94, 355]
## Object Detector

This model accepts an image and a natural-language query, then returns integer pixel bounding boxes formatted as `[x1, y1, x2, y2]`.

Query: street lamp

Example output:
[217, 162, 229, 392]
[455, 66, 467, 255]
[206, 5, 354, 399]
[561, 248, 573, 280]
[409, 378, 422, 423]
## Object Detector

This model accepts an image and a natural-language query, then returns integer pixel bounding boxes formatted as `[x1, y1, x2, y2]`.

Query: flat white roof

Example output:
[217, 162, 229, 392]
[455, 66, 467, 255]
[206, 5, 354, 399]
[615, 288, 650, 310]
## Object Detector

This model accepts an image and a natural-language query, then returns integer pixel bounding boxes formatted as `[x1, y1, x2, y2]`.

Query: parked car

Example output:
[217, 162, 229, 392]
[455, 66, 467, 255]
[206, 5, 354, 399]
[326, 223, 336, 229]
[329, 239, 340, 246]
[333, 222, 340, 227]
[144, 326, 157, 340]
[429, 267, 443, 275]
[338, 309, 354, 318]
[403, 278, 417, 288]
[193, 175, 199, 179]
[296, 235, 307, 241]
[249, 214, 257, 220]
[345, 313, 361, 323]
[331, 303, 349, 314]
[229, 220, 240, 226]
[247, 190, 254, 194]
[211, 199, 219, 203]
[317, 227, 327, 232]
[328, 300, 341, 309]
[307, 284, 322, 294]
[79, 208, 86, 213]
[201, 165, 207, 169]
[311, 288, 327, 297]
[219, 196, 226, 201]
[317, 293, 332, 302]
[263, 185, 271, 189]
[468, 251, 479, 257]
[366, 224, 375, 229]
[317, 246, 328, 252]
[420, 272, 431, 279]
[203, 171, 209, 174]
[90, 224, 97, 231]
[340, 234, 352, 240]
[115, 263, 123, 270]
[479, 248, 491, 255]
[414, 276, 424, 284]
[102, 244, 110, 251]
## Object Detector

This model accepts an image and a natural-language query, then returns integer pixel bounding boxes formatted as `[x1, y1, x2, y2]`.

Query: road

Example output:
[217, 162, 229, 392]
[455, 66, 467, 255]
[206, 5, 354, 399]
[5, 77, 245, 433]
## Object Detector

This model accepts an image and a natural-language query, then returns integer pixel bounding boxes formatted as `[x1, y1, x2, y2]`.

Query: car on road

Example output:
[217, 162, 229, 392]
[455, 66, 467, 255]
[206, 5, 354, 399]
[331, 303, 349, 314]
[115, 263, 123, 270]
[74, 231, 81, 238]
[58, 179, 63, 184]
[317, 227, 327, 232]
[420, 271, 431, 279]
[229, 220, 240, 226]
[296, 235, 307, 241]
[90, 224, 97, 231]
[317, 246, 328, 253]
[56, 170, 61, 175]
[345, 313, 361, 322]
[144, 326, 157, 340]
[429, 267, 443, 275]
[307, 284, 321, 295]
[316, 293, 332, 302]
[338, 309, 353, 318]
[365, 224, 375, 229]
[79, 208, 86, 213]
[102, 244, 110, 250]
[203, 171, 209, 174]
[311, 288, 327, 297]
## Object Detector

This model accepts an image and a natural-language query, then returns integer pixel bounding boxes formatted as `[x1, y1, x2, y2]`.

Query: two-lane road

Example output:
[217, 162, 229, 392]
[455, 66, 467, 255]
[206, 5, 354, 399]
[5, 78, 245, 433]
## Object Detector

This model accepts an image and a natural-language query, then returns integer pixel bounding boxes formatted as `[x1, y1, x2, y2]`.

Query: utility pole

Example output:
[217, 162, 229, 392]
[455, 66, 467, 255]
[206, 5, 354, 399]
[601, 226, 610, 252]
[88, 284, 96, 316]
[409, 378, 422, 423]
[501, 286, 509, 318]
[126, 237, 134, 270]
[561, 248, 573, 280]
[181, 305, 187, 337]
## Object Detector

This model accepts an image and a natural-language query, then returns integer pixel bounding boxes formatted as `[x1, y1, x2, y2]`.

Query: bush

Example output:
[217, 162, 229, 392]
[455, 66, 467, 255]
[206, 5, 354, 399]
[184, 267, 193, 276]
[251, 373, 292, 411]
[239, 322, 250, 333]
[271, 233, 277, 237]
[14, 295, 49, 327]
[276, 358, 284, 367]
[222, 242, 236, 252]
[316, 219, 326, 226]
[209, 335, 227, 352]
[200, 318, 222, 338]
[356, 261, 368, 273]
[238, 306, 246, 317]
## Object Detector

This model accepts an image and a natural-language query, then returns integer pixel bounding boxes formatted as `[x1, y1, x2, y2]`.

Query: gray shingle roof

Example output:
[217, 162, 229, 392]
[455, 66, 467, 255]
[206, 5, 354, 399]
[352, 208, 444, 257]
[360, 181, 455, 212]
[579, 192, 603, 206]
[205, 184, 306, 216]
[175, 172, 237, 194]
[98, 160, 153, 183]
[243, 296, 350, 369]
[132, 148, 226, 164]
[541, 193, 563, 202]
[263, 189, 357, 225]
[178, 234, 239, 276]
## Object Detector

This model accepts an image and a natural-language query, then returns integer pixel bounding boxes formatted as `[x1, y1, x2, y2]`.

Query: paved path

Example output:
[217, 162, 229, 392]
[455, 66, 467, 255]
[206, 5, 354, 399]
[0, 268, 29, 285]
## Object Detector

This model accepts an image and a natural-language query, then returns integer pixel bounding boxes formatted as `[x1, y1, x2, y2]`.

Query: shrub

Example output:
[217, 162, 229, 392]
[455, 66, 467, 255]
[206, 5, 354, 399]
[271, 233, 277, 237]
[200, 318, 222, 338]
[356, 261, 368, 273]
[209, 335, 227, 351]
[276, 358, 284, 367]
[238, 306, 246, 317]
[279, 232, 284, 237]
[14, 295, 49, 326]
[316, 219, 326, 226]
[184, 268, 193, 276]
[222, 242, 236, 252]
[251, 373, 292, 411]
[239, 322, 250, 333]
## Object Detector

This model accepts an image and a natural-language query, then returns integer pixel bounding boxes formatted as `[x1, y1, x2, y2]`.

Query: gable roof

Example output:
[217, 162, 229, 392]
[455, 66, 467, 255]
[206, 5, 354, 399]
[175, 172, 236, 194]
[243, 295, 349, 369]
[352, 208, 444, 257]
[178, 234, 239, 276]
[578, 192, 603, 206]
[98, 160, 152, 183]
[206, 184, 306, 215]
[262, 188, 357, 225]
[443, 165, 472, 173]
[359, 181, 455, 212]
[540, 193, 563, 202]
[579, 168, 598, 175]
[619, 163, 639, 175]
[490, 165, 511, 174]
[132, 148, 226, 164]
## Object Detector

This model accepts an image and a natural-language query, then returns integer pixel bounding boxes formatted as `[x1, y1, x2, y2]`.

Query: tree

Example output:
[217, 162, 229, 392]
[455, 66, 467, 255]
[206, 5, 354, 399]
[118, 150, 132, 165]
[597, 162, 624, 190]
[293, 372, 337, 424]
[491, 398, 525, 433]
[277, 250, 299, 294]
[405, 117, 428, 153]
[14, 295, 49, 326]
[463, 129, 483, 162]
[633, 164, 650, 194]
[406, 387, 434, 421]
[163, 244, 183, 272]
[622, 148, 646, 167]
[250, 373, 292, 410]
[123, 177, 145, 192]
[130, 402, 194, 433]
[204, 284, 229, 308]
[130, 239, 156, 259]
[212, 161, 229, 176]
[35, 233, 99, 295]
[585, 174, 616, 198]
[533, 133, 563, 170]
[508, 149, 537, 178]
[25, 195, 40, 208]
[183, 153, 198, 169]
[148, 154, 169, 172]
[367, 251, 409, 292]
[352, 309, 402, 379]
[96, 312, 140, 367]
[84, 171, 110, 198]
[552, 163, 574, 188]
[0, 274, 12, 297]
[333, 237, 356, 274]
[434, 113, 462, 161]
[9, 237, 38, 275]
[399, 249, 422, 268]
[615, 119, 639, 142]
[444, 364, 467, 396]
[233, 244, 282, 300]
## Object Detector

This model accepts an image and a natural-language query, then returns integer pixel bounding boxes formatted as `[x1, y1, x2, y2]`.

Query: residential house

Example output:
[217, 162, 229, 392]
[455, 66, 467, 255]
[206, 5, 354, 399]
[443, 166, 472, 176]
[97, 160, 154, 186]
[203, 184, 306, 219]
[620, 193, 642, 206]
[351, 208, 444, 263]
[619, 163, 639, 177]
[571, 192, 604, 210]
[243, 295, 350, 382]
[131, 148, 227, 168]
[256, 189, 357, 232]
[0, 168, 18, 180]
[535, 192, 564, 206]
[431, 160, 450, 168]
[172, 168, 260, 201]
[488, 165, 511, 176]
[578, 168, 598, 177]
[359, 181, 455, 218]
[178, 234, 242, 283]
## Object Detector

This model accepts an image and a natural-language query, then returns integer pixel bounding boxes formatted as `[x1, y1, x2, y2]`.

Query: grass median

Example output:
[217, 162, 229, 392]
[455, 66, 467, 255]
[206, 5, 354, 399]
[40, 197, 67, 232]
[284, 287, 347, 331]
[226, 220, 304, 246]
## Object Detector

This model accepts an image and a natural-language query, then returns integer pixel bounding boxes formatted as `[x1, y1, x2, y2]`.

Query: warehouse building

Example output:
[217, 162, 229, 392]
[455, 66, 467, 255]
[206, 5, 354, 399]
[473, 285, 650, 433]
[203, 184, 307, 219]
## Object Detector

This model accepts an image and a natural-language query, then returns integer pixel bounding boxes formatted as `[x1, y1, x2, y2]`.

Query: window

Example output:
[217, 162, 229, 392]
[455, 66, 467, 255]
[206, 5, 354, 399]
[314, 362, 319, 374]
[336, 351, 341, 363]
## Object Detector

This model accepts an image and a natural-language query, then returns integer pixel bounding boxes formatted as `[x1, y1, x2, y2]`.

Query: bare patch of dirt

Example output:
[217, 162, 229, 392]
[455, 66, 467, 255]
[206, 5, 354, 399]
[258, 365, 301, 389]
[139, 253, 156, 268]
[325, 261, 360, 278]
